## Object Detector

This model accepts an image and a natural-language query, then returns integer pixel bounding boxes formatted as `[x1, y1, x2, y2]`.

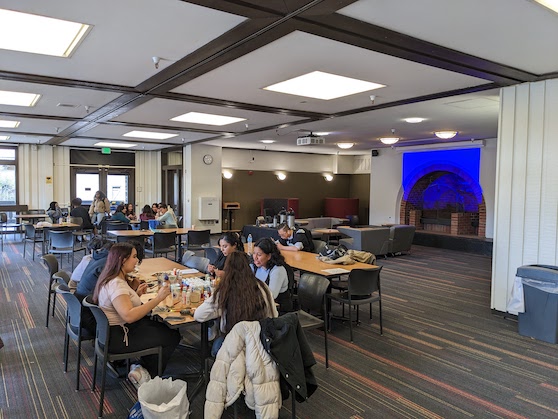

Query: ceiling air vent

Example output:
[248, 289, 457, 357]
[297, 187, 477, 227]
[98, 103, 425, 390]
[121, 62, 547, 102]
[57, 103, 79, 108]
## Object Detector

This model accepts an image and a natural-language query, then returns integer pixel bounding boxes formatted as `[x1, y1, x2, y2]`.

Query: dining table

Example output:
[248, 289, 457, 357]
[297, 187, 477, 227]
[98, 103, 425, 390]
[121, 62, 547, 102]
[108, 227, 193, 260]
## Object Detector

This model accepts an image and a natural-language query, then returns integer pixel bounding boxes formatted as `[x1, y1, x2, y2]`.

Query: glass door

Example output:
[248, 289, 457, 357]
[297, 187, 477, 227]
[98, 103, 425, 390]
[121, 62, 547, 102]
[71, 167, 135, 208]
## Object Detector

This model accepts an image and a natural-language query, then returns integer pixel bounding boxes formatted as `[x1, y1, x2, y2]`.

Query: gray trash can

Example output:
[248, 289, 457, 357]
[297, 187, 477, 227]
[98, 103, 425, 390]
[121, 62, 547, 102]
[517, 264, 558, 343]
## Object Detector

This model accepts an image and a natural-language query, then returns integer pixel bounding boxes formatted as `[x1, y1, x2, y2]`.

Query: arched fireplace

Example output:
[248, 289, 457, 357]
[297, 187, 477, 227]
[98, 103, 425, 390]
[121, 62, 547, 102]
[400, 165, 486, 238]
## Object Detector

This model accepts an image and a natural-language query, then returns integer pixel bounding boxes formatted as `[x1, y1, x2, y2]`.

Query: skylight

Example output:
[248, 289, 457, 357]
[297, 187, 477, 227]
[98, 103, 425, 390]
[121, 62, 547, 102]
[171, 112, 246, 126]
[264, 71, 385, 100]
[0, 9, 90, 57]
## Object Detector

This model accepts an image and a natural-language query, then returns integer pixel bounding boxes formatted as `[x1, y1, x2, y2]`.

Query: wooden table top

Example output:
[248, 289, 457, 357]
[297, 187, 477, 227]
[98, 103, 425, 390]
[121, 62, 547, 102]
[34, 222, 80, 229]
[107, 227, 192, 237]
[136, 257, 193, 278]
[281, 249, 376, 278]
[15, 214, 47, 219]
[313, 228, 340, 235]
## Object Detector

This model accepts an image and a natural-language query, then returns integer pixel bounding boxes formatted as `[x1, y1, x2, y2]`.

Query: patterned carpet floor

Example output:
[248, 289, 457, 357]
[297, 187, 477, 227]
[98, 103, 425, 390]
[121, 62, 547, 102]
[1, 239, 558, 418]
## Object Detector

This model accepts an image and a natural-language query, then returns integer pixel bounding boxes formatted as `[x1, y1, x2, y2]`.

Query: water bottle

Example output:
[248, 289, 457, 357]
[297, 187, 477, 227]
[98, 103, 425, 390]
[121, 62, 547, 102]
[247, 233, 253, 253]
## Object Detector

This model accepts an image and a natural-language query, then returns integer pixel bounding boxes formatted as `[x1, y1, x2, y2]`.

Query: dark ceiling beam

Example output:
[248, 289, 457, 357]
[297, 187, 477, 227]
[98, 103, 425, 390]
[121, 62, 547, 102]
[294, 14, 538, 85]
[0, 111, 81, 122]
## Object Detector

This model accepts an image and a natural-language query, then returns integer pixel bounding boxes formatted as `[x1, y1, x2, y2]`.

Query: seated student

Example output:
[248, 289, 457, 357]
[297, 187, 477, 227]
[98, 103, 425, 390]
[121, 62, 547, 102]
[126, 203, 137, 221]
[110, 204, 130, 224]
[139, 204, 156, 221]
[207, 232, 245, 278]
[47, 201, 62, 223]
[156, 203, 177, 228]
[93, 243, 180, 387]
[69, 237, 107, 289]
[70, 197, 94, 229]
[152, 203, 159, 217]
[275, 223, 312, 252]
[194, 251, 278, 356]
[251, 237, 292, 313]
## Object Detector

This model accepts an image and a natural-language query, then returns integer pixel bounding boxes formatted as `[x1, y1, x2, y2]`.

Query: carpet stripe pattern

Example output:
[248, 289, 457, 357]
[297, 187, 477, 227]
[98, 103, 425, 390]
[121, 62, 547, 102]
[1, 241, 558, 418]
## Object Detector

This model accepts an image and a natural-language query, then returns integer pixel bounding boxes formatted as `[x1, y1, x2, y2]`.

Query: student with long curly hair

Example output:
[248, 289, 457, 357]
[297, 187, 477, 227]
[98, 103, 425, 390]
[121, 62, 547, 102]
[194, 251, 277, 355]
[93, 242, 180, 387]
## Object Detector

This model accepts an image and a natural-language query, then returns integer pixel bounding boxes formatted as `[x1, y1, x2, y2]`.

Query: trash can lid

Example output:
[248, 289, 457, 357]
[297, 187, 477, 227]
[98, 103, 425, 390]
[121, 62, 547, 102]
[516, 264, 558, 282]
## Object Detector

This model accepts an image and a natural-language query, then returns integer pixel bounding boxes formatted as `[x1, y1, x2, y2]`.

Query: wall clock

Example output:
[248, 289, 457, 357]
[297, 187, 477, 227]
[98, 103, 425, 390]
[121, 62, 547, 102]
[203, 154, 213, 165]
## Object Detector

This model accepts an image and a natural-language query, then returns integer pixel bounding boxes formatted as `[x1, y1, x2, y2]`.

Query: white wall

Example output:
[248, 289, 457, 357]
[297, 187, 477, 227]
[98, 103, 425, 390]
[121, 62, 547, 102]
[369, 142, 497, 234]
[184, 144, 222, 233]
[135, 150, 162, 208]
[18, 144, 54, 210]
[491, 79, 558, 312]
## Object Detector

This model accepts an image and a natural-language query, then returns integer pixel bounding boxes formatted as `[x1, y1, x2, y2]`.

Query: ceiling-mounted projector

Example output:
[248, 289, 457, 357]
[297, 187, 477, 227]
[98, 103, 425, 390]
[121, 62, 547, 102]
[296, 133, 325, 146]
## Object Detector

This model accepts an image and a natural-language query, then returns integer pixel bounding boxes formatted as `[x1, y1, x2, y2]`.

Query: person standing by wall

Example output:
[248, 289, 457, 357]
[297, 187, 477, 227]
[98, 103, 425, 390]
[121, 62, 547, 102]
[89, 190, 110, 225]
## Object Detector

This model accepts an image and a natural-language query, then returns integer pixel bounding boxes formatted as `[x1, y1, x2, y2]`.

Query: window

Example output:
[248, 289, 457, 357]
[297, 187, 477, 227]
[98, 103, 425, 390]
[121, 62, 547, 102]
[0, 147, 16, 205]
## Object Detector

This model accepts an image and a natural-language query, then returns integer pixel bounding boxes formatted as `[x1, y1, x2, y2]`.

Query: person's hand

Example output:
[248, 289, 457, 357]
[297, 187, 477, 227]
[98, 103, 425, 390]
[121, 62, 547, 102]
[207, 264, 215, 274]
[157, 284, 171, 301]
[136, 282, 148, 296]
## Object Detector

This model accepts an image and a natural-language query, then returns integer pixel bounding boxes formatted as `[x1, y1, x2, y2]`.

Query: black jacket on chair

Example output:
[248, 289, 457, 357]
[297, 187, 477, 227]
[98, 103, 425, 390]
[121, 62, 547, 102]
[259, 312, 317, 402]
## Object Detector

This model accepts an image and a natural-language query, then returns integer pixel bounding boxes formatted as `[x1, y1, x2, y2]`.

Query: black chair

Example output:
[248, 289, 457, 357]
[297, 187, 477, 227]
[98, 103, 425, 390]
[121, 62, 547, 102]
[68, 216, 94, 245]
[1, 211, 22, 240]
[42, 254, 59, 327]
[82, 296, 163, 418]
[204, 247, 221, 265]
[146, 231, 177, 259]
[312, 239, 327, 255]
[327, 267, 383, 342]
[49, 230, 84, 271]
[55, 283, 94, 390]
[297, 273, 330, 368]
[183, 255, 210, 273]
[23, 223, 44, 260]
[116, 235, 146, 251]
[139, 220, 149, 230]
[185, 229, 211, 254]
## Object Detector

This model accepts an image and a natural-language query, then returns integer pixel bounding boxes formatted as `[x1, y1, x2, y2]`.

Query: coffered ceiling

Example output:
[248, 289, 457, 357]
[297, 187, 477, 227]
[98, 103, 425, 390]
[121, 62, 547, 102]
[0, 0, 556, 154]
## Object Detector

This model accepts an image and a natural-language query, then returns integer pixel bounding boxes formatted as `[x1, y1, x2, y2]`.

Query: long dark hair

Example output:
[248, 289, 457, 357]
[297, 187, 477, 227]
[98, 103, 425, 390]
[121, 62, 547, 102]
[48, 201, 57, 211]
[254, 237, 285, 269]
[214, 251, 271, 333]
[115, 204, 125, 213]
[142, 204, 155, 216]
[95, 190, 106, 200]
[220, 232, 244, 253]
[93, 243, 134, 303]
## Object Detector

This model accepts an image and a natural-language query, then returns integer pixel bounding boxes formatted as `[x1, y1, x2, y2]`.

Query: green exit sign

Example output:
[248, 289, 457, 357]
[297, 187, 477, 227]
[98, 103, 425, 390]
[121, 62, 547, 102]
[101, 147, 111, 154]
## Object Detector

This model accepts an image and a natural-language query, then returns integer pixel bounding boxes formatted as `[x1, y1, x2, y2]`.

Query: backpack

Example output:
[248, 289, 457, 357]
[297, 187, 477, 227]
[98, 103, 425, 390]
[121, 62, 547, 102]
[319, 244, 348, 260]
[295, 227, 315, 252]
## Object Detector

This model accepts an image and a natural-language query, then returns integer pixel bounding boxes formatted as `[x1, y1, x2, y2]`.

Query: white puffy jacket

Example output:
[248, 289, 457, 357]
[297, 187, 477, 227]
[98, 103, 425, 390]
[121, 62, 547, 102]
[204, 321, 281, 419]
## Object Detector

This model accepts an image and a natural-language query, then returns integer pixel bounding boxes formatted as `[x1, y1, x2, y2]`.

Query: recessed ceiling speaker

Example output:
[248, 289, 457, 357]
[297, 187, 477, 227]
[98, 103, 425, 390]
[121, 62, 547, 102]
[372, 149, 379, 156]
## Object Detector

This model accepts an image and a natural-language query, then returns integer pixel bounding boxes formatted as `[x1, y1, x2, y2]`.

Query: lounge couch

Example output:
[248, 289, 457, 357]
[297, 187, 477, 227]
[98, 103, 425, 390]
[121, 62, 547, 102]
[337, 226, 391, 256]
[388, 225, 416, 255]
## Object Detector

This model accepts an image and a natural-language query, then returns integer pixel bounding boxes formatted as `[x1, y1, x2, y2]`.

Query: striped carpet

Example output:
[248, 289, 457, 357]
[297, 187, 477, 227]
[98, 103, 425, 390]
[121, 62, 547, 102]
[1, 240, 558, 418]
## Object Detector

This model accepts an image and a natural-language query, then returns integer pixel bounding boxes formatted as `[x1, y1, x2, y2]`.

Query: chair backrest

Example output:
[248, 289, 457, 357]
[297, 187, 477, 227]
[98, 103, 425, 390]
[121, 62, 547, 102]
[176, 215, 183, 228]
[24, 224, 40, 239]
[283, 263, 295, 292]
[53, 270, 70, 285]
[204, 247, 221, 265]
[187, 229, 211, 247]
[28, 209, 46, 214]
[184, 255, 210, 273]
[139, 220, 149, 230]
[55, 283, 83, 330]
[116, 236, 146, 250]
[106, 221, 129, 231]
[49, 230, 74, 249]
[312, 239, 327, 255]
[348, 267, 382, 296]
[0, 212, 7, 223]
[82, 295, 110, 348]
[42, 254, 59, 278]
[68, 216, 83, 227]
[298, 273, 330, 315]
[153, 231, 177, 250]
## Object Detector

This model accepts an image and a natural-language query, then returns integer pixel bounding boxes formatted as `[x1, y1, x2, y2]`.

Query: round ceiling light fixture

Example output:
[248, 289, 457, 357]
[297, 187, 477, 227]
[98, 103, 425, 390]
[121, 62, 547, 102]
[380, 128, 399, 145]
[435, 131, 458, 139]
[222, 170, 233, 179]
[404, 117, 425, 123]
[337, 142, 354, 149]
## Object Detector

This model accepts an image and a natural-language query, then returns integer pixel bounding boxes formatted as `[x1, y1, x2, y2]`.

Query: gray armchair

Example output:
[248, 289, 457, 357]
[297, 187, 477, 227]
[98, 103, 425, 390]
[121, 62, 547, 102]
[388, 225, 416, 255]
[337, 226, 391, 256]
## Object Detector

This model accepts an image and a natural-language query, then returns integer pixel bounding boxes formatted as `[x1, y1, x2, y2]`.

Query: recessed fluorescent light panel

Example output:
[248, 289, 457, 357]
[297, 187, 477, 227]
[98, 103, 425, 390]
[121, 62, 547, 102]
[0, 9, 90, 57]
[535, 0, 558, 13]
[0, 90, 41, 107]
[95, 142, 137, 149]
[0, 136, 10, 140]
[123, 131, 178, 140]
[260, 140, 275, 144]
[171, 112, 246, 126]
[0, 120, 20, 128]
[264, 71, 385, 100]
[404, 118, 425, 123]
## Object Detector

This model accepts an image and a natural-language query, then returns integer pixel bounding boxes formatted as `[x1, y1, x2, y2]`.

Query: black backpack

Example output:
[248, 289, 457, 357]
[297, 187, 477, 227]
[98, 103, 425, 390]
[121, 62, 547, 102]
[295, 227, 314, 252]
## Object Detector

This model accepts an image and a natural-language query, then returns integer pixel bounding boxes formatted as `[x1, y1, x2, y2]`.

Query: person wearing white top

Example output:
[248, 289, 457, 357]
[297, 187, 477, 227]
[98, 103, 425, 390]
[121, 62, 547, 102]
[93, 242, 180, 383]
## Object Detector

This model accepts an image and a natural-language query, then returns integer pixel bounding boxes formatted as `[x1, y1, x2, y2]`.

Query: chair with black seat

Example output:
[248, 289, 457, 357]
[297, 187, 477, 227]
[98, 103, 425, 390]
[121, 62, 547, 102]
[104, 221, 130, 242]
[23, 223, 44, 260]
[139, 220, 149, 230]
[53, 270, 71, 286]
[146, 231, 177, 260]
[2, 211, 22, 241]
[184, 229, 211, 255]
[68, 216, 93, 245]
[48, 230, 85, 271]
[327, 267, 383, 342]
[297, 273, 329, 368]
[55, 283, 94, 391]
[312, 239, 327, 255]
[82, 296, 163, 418]
[42, 254, 60, 327]
[176, 215, 183, 228]
[116, 235, 146, 251]
[184, 255, 210, 273]
[204, 246, 221, 265]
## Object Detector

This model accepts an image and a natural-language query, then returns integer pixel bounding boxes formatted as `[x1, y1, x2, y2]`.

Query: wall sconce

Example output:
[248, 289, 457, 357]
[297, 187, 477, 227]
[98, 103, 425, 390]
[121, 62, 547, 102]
[324, 174, 333, 182]
[222, 170, 233, 179]
[276, 172, 286, 181]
